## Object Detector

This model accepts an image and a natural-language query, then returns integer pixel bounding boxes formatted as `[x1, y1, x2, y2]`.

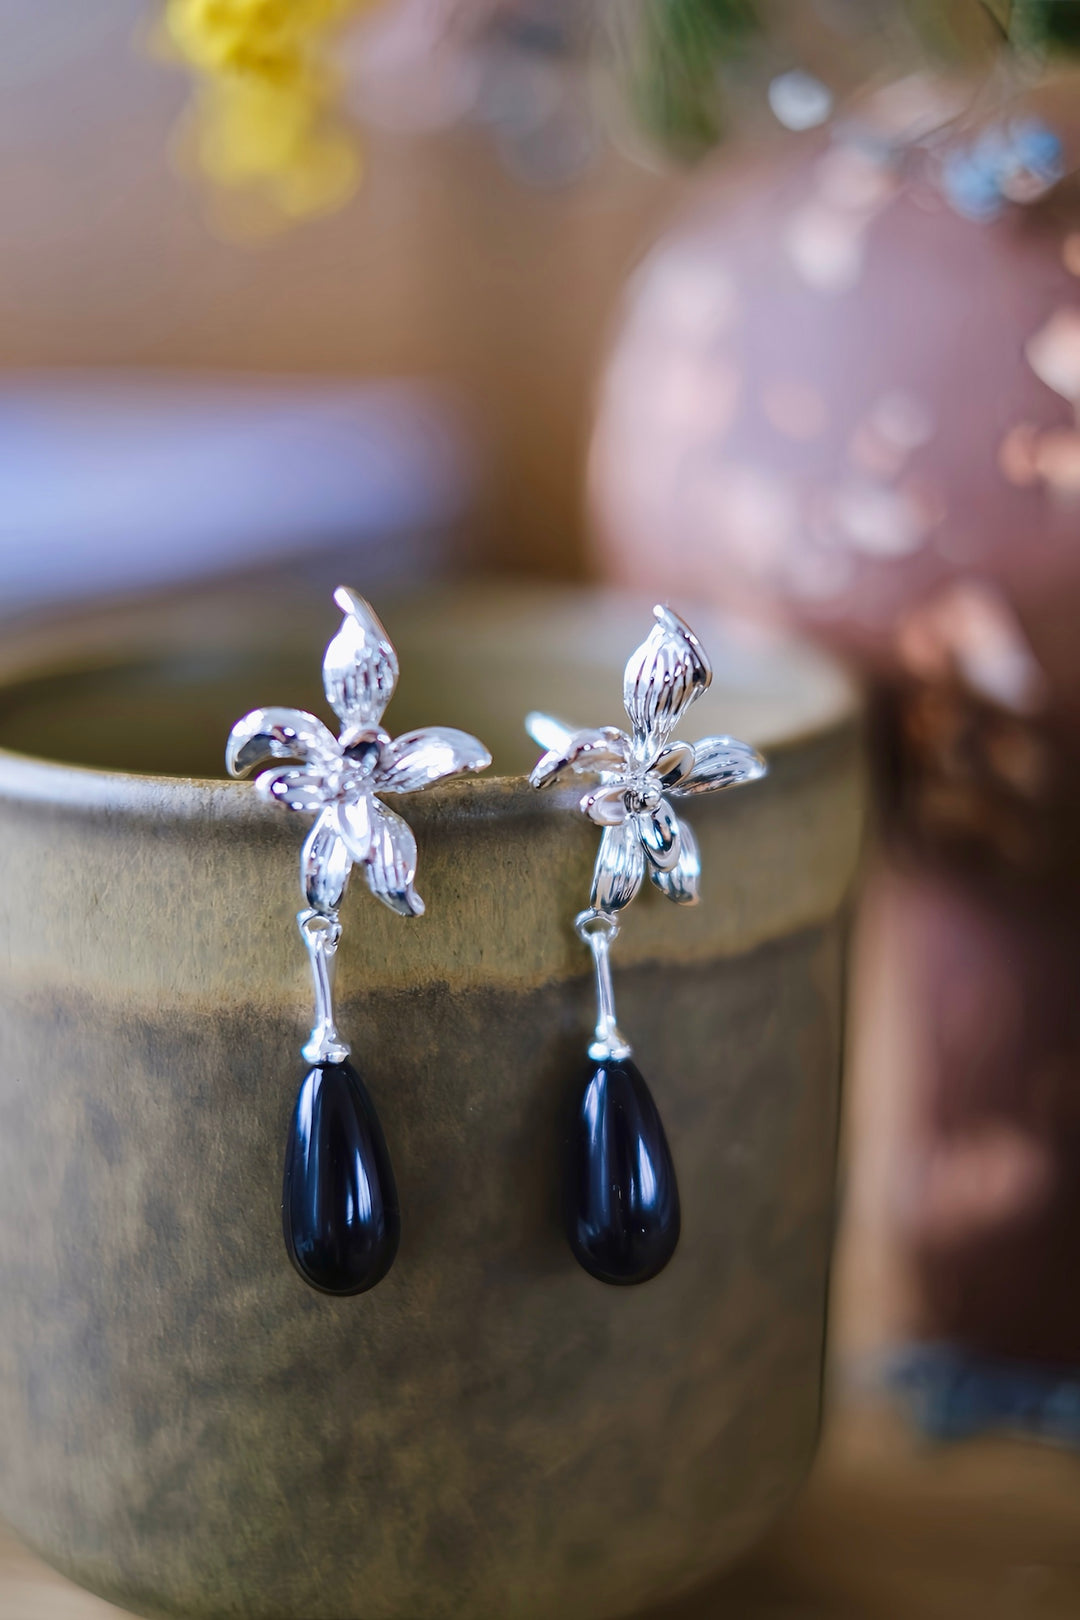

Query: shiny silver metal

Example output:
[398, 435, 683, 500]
[575, 910, 632, 1062]
[228, 586, 492, 1065]
[298, 910, 349, 1064]
[528, 603, 768, 1059]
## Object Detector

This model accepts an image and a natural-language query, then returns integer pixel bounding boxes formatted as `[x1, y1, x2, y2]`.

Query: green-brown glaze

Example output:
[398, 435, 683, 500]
[0, 583, 864, 1620]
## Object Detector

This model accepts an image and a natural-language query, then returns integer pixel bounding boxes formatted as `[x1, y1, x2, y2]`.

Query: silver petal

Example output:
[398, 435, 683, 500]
[378, 726, 492, 793]
[530, 726, 630, 789]
[364, 799, 424, 917]
[655, 740, 696, 790]
[323, 586, 399, 729]
[254, 766, 335, 812]
[623, 605, 712, 758]
[226, 707, 339, 778]
[579, 784, 629, 826]
[671, 735, 767, 796]
[301, 808, 353, 915]
[650, 817, 700, 905]
[335, 795, 375, 864]
[590, 818, 646, 914]
[636, 796, 681, 871]
[524, 712, 579, 754]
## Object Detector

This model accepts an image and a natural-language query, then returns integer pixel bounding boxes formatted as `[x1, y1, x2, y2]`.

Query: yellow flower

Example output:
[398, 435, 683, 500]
[164, 0, 369, 218]
[167, 0, 348, 78]
[198, 79, 319, 180]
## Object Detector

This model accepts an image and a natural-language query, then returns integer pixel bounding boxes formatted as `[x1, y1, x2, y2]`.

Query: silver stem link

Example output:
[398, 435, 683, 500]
[574, 908, 633, 1063]
[298, 908, 351, 1065]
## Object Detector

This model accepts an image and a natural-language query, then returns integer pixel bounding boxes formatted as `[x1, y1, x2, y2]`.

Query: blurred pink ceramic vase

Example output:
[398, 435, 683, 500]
[590, 85, 1080, 1373]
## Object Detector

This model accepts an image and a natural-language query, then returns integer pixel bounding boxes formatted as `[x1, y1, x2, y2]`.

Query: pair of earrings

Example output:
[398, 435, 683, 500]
[227, 587, 766, 1297]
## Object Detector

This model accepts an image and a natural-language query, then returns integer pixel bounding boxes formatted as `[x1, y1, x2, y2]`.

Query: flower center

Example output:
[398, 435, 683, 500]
[329, 728, 387, 799]
[342, 737, 382, 775]
[624, 774, 662, 816]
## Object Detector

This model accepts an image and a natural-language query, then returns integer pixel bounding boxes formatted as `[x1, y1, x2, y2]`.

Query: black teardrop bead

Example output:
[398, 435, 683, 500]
[282, 1060, 400, 1296]
[564, 1057, 681, 1286]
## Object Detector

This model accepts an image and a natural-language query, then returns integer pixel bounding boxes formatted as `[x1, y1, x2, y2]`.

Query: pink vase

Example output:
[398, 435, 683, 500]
[589, 103, 1080, 1381]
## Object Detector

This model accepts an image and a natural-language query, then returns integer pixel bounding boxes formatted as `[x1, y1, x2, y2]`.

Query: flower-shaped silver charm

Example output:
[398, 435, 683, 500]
[527, 605, 766, 914]
[227, 586, 492, 919]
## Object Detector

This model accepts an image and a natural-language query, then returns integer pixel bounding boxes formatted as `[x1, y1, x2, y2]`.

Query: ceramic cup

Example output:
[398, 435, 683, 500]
[0, 580, 863, 1620]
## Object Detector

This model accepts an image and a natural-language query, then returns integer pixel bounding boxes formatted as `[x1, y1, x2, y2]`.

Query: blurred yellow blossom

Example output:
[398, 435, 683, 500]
[164, 0, 372, 219]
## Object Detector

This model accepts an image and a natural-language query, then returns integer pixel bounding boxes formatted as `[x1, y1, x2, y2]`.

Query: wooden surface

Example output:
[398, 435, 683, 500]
[5, 1397, 1080, 1620]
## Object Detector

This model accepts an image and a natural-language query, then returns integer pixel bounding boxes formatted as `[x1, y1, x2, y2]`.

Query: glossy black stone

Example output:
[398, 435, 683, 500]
[564, 1057, 681, 1286]
[282, 1060, 400, 1296]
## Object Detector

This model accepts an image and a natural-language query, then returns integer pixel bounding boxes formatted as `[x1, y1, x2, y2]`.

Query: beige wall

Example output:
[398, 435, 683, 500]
[0, 1, 683, 576]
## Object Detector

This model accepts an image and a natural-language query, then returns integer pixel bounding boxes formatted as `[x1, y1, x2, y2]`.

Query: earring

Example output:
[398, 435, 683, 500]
[527, 605, 767, 1286]
[227, 587, 492, 1296]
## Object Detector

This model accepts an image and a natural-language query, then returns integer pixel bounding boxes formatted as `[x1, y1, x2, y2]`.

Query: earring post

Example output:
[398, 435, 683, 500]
[298, 909, 351, 1065]
[575, 909, 633, 1063]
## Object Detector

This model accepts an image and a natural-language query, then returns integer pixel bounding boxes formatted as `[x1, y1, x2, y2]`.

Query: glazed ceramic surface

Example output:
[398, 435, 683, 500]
[0, 582, 863, 1620]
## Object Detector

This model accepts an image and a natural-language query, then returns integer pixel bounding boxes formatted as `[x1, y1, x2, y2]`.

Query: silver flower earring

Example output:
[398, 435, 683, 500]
[227, 587, 492, 1296]
[526, 605, 767, 1286]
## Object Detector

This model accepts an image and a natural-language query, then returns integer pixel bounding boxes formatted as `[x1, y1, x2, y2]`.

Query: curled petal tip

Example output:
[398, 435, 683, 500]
[650, 817, 701, 905]
[525, 711, 579, 754]
[529, 727, 629, 790]
[652, 601, 693, 634]
[333, 584, 373, 621]
[302, 810, 353, 915]
[331, 585, 393, 650]
[225, 722, 250, 779]
[364, 800, 423, 918]
[225, 707, 338, 779]
[529, 746, 566, 790]
[653, 604, 710, 678]
[252, 770, 276, 804]
[371, 880, 426, 919]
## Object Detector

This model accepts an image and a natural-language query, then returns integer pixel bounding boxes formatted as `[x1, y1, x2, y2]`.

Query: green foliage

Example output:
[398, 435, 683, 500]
[1009, 0, 1080, 50]
[619, 0, 761, 156]
[610, 0, 1080, 167]
[920, 0, 1080, 55]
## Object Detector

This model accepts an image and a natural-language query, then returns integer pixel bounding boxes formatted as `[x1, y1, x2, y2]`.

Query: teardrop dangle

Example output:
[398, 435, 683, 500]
[278, 911, 401, 1296]
[567, 910, 681, 1286]
[283, 1058, 400, 1296]
[565, 1055, 680, 1286]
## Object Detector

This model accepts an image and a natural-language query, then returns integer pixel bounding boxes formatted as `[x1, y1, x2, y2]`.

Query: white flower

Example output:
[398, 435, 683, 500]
[528, 605, 766, 912]
[227, 587, 491, 917]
